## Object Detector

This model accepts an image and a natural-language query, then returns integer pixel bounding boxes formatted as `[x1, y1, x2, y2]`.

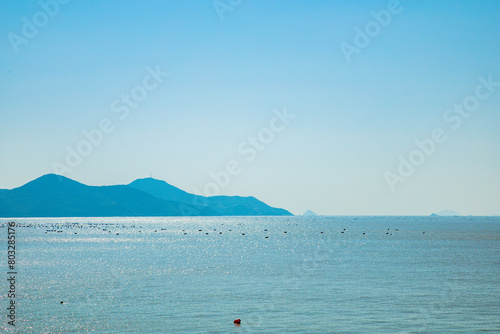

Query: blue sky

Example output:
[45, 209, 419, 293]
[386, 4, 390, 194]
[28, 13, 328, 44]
[1, 0, 499, 215]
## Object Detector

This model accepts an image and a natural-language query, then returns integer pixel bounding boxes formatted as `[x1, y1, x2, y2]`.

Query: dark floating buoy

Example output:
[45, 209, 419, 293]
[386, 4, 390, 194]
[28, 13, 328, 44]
[242, 233, 245, 235]
[60, 301, 64, 304]
[265, 236, 269, 239]
[234, 319, 241, 324]
[284, 231, 287, 233]
[423, 232, 425, 234]
[362, 232, 365, 235]
[320, 232, 323, 234]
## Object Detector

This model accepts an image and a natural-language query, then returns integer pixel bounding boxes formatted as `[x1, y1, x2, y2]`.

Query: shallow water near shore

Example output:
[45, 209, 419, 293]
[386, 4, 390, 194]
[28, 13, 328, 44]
[1, 216, 499, 333]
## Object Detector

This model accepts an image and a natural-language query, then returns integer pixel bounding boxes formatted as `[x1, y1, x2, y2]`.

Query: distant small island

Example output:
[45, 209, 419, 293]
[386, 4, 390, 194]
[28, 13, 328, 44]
[0, 174, 293, 218]
[431, 210, 460, 216]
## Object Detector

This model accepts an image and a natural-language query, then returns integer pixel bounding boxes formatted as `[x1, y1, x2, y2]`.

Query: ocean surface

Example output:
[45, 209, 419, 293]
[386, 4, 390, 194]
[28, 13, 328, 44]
[1, 216, 499, 333]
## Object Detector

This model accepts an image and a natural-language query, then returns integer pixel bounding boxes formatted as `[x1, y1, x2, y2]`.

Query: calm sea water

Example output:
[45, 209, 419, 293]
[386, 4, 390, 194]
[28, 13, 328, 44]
[0, 216, 499, 333]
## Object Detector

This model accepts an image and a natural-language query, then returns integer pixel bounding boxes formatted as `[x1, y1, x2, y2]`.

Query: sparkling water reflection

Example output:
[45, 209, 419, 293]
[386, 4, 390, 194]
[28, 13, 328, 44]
[1, 216, 499, 333]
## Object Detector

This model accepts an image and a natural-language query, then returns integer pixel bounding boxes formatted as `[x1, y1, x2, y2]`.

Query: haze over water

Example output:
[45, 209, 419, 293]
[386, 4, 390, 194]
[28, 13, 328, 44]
[2, 216, 499, 333]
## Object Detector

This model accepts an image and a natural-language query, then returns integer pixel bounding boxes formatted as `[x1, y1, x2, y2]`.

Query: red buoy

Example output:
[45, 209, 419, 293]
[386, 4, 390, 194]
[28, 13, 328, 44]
[234, 319, 241, 324]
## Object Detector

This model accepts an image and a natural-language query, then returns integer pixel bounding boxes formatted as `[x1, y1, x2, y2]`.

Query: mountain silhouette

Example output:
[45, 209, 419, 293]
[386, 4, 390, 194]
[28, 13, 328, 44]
[129, 177, 292, 216]
[0, 174, 292, 217]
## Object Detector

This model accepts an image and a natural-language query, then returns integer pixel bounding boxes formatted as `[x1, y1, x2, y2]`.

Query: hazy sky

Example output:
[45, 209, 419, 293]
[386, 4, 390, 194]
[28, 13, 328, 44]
[1, 0, 499, 215]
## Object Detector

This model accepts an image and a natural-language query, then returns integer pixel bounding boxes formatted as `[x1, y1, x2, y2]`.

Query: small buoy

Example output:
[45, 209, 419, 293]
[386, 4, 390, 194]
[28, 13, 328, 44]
[234, 319, 241, 324]
[60, 301, 64, 304]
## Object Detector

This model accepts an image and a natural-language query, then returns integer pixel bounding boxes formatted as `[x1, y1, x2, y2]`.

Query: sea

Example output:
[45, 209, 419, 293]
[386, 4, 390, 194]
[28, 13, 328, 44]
[0, 216, 498, 333]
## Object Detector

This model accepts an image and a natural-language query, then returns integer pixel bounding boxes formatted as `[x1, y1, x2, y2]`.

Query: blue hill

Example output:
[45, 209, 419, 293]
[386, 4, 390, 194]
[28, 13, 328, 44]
[129, 177, 292, 216]
[0, 174, 292, 217]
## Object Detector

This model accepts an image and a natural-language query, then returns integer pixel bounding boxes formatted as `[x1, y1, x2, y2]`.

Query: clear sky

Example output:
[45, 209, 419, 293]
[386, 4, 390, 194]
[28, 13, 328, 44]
[1, 0, 499, 215]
